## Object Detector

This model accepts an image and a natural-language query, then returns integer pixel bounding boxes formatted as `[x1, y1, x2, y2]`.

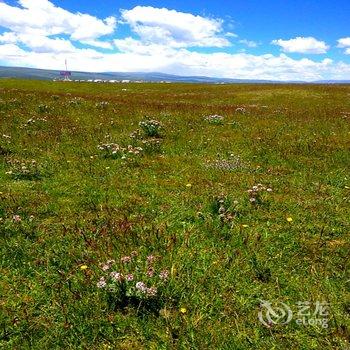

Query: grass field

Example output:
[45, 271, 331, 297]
[0, 79, 349, 349]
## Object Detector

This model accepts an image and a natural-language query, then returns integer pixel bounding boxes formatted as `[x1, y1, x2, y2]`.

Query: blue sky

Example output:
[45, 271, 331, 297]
[0, 0, 349, 80]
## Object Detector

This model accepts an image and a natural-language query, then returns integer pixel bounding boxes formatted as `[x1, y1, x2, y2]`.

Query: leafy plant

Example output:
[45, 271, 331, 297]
[6, 158, 43, 180]
[139, 119, 163, 137]
[204, 114, 224, 125]
[97, 252, 171, 313]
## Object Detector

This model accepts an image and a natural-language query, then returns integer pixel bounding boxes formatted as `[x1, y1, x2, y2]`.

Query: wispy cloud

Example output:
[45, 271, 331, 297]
[239, 39, 259, 48]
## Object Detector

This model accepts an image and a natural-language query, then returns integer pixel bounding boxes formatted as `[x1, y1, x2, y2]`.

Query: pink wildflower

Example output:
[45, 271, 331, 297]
[121, 256, 131, 263]
[159, 270, 169, 280]
[97, 277, 106, 288]
[110, 271, 123, 282]
[13, 215, 21, 222]
[126, 274, 134, 281]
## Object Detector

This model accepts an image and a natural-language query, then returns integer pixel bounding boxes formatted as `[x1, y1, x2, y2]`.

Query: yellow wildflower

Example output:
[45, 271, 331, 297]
[80, 265, 88, 270]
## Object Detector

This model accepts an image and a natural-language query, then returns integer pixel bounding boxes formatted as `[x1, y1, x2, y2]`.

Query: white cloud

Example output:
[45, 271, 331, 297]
[0, 2, 349, 80]
[225, 32, 238, 38]
[239, 39, 258, 48]
[337, 37, 350, 48]
[120, 6, 230, 48]
[0, 32, 18, 44]
[1, 41, 350, 81]
[337, 37, 350, 54]
[0, 32, 76, 53]
[272, 36, 329, 54]
[114, 37, 177, 56]
[0, 0, 115, 48]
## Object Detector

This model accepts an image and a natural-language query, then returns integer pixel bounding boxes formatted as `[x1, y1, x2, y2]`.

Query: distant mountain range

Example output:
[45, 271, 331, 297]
[0, 66, 349, 84]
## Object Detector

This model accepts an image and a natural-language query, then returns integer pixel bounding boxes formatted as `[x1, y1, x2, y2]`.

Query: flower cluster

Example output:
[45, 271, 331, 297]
[215, 195, 238, 224]
[68, 97, 84, 106]
[97, 252, 170, 307]
[37, 104, 50, 114]
[139, 119, 163, 137]
[2, 134, 11, 141]
[129, 129, 143, 140]
[25, 117, 47, 126]
[247, 184, 273, 205]
[6, 158, 42, 180]
[95, 101, 109, 109]
[130, 119, 164, 154]
[97, 143, 143, 159]
[141, 138, 163, 154]
[0, 134, 12, 156]
[204, 115, 224, 125]
[206, 154, 246, 171]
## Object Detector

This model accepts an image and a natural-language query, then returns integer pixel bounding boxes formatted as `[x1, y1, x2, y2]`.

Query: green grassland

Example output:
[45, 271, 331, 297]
[0, 79, 349, 349]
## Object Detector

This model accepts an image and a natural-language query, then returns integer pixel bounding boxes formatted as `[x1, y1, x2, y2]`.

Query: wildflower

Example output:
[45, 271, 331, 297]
[139, 119, 163, 137]
[121, 256, 131, 263]
[80, 265, 88, 270]
[242, 224, 249, 228]
[206, 155, 245, 171]
[97, 277, 107, 289]
[110, 272, 123, 282]
[146, 286, 157, 297]
[180, 307, 187, 314]
[159, 270, 169, 280]
[218, 205, 226, 214]
[13, 215, 21, 222]
[101, 264, 110, 271]
[129, 129, 142, 139]
[287, 217, 293, 222]
[147, 268, 154, 277]
[136, 281, 147, 293]
[186, 183, 192, 187]
[147, 255, 156, 263]
[204, 115, 224, 125]
[247, 183, 272, 206]
[126, 274, 134, 281]
[101, 259, 115, 271]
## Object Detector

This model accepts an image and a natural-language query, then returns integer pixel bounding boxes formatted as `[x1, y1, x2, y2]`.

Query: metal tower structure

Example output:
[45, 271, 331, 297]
[60, 59, 71, 81]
